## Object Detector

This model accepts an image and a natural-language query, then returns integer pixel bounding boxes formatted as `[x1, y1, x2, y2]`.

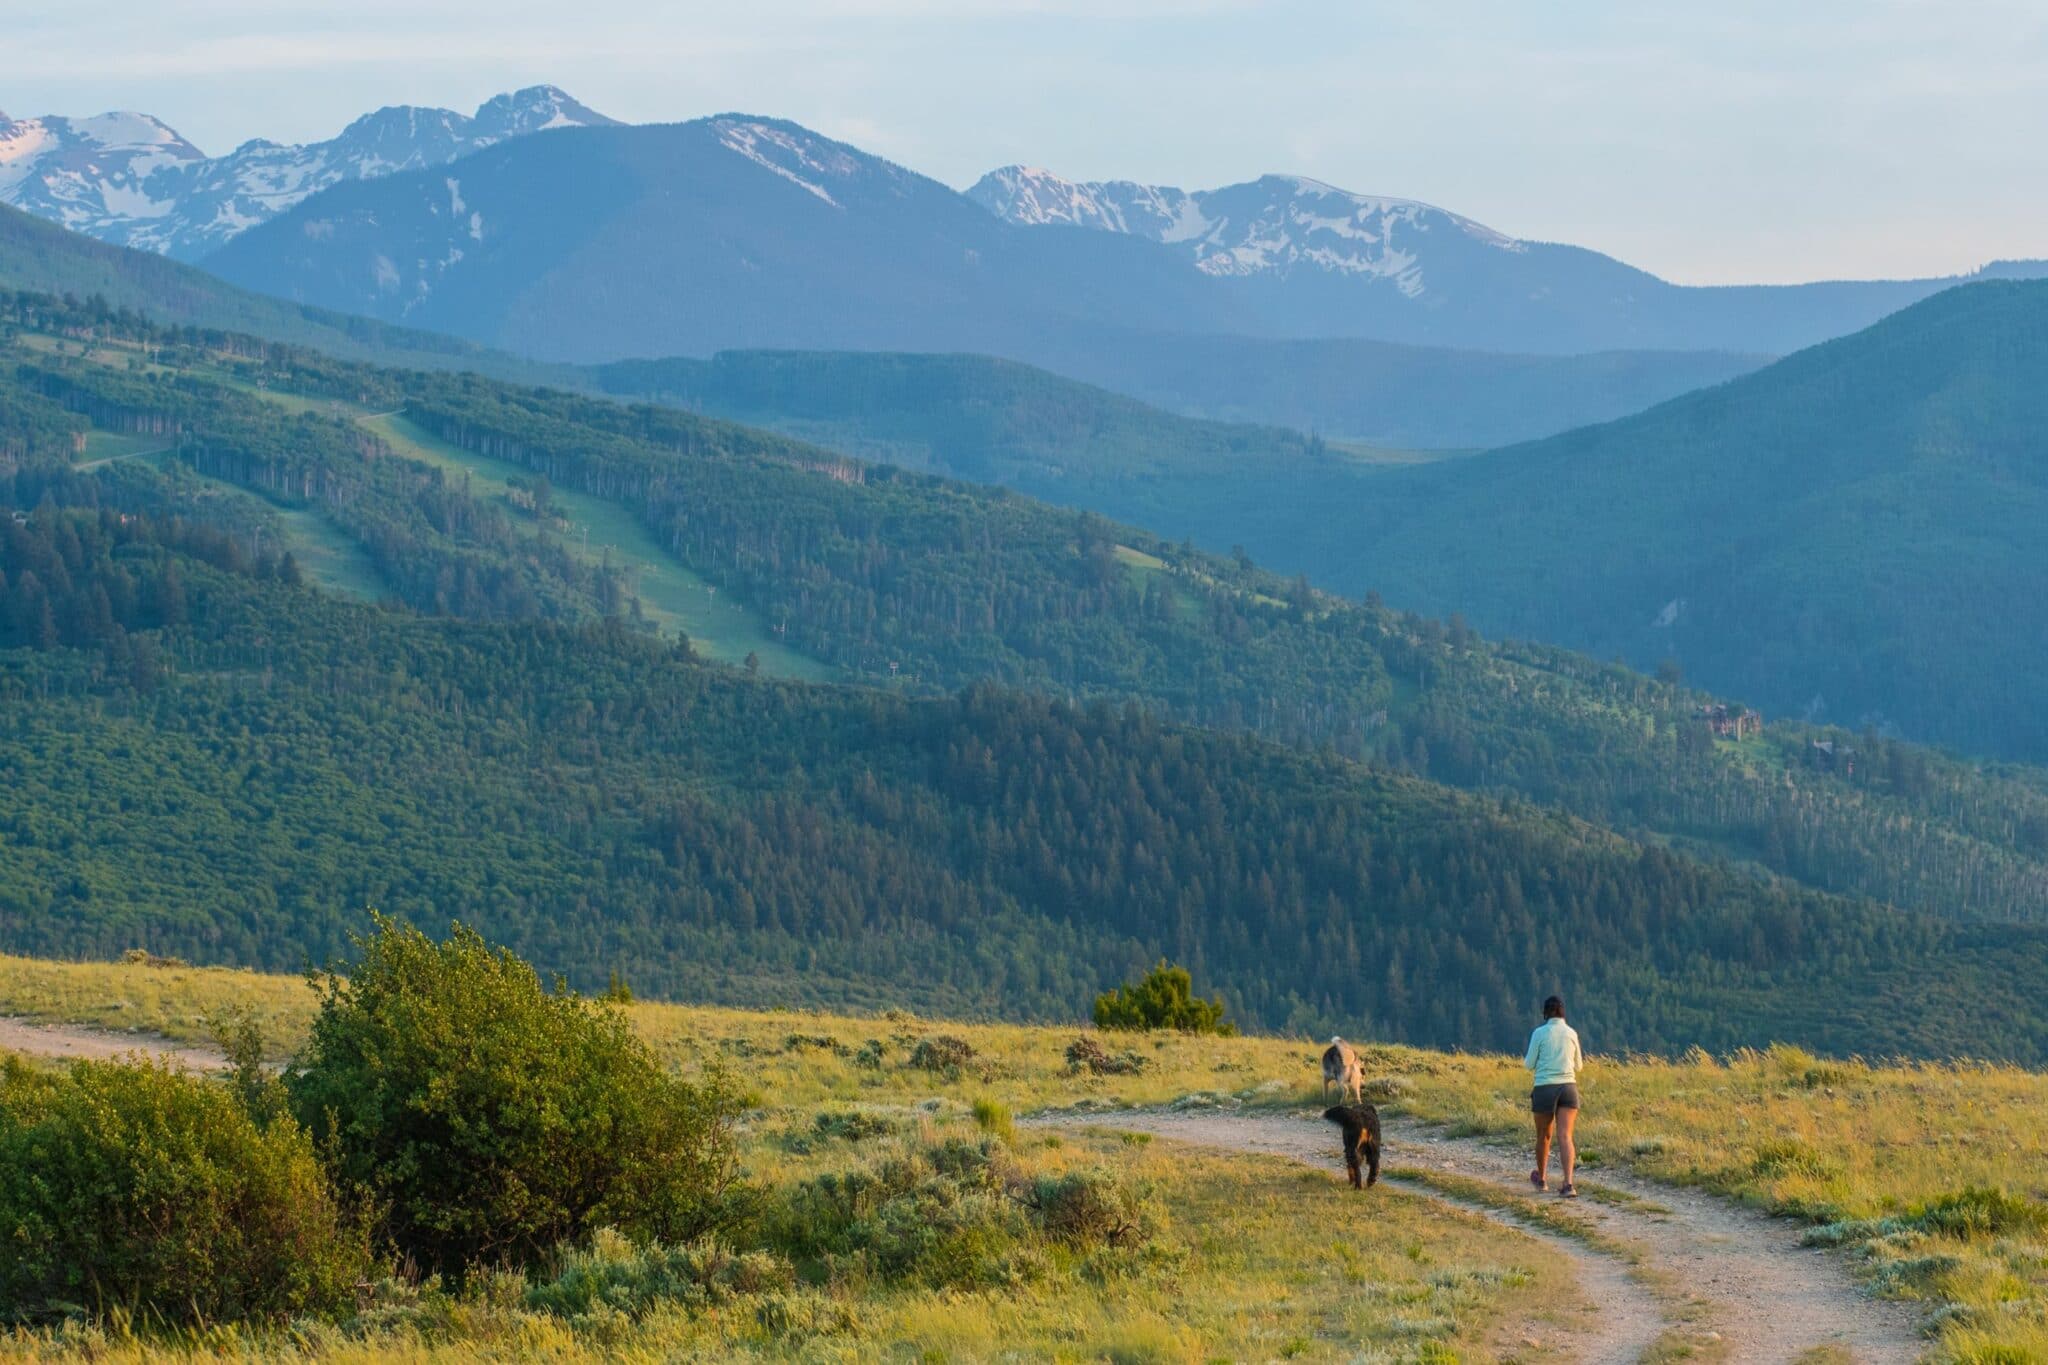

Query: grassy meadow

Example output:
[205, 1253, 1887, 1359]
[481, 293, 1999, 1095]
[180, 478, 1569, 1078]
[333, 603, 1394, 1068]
[2, 953, 2044, 1360]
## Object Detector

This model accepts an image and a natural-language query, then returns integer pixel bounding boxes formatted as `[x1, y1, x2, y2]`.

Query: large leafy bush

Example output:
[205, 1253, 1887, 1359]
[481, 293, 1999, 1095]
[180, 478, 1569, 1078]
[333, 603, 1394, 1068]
[286, 916, 745, 1277]
[0, 1055, 365, 1325]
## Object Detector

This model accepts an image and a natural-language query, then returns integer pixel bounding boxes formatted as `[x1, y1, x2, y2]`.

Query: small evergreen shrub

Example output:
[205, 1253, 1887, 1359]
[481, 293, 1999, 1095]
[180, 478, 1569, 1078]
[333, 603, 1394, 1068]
[286, 916, 747, 1278]
[0, 1055, 367, 1325]
[1092, 962, 1235, 1035]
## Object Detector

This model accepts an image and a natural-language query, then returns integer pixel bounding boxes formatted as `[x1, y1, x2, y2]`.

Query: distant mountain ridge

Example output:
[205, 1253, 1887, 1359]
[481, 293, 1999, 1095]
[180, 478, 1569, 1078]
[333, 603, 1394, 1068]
[0, 86, 614, 259]
[188, 104, 2044, 361]
[968, 166, 1523, 290]
[967, 163, 2048, 352]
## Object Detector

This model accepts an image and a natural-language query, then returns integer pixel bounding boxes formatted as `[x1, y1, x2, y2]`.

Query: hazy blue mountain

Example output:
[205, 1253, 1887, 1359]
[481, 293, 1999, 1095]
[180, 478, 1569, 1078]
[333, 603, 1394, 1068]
[204, 111, 2043, 364]
[0, 200, 580, 385]
[204, 116, 1248, 362]
[1262, 280, 2048, 761]
[1010, 330, 1769, 448]
[0, 191, 1750, 452]
[968, 165, 2047, 354]
[0, 86, 614, 259]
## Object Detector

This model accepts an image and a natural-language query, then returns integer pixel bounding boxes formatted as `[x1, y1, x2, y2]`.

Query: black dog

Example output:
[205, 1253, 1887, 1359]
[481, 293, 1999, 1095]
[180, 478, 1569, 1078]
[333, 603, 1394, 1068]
[1322, 1103, 1382, 1188]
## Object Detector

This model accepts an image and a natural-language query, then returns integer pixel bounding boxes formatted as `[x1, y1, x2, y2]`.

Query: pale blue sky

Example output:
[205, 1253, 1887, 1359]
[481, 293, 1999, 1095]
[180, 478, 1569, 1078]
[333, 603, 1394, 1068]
[13, 0, 2046, 284]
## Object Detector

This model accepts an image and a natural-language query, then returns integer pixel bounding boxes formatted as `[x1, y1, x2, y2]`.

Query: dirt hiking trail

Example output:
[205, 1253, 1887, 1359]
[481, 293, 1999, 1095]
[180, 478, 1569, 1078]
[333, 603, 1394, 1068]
[2, 1023, 1924, 1361]
[0, 1017, 227, 1071]
[1049, 1110, 1923, 1365]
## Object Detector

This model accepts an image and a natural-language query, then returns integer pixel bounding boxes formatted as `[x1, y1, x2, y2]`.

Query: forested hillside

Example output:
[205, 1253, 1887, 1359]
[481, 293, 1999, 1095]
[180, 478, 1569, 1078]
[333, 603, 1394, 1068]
[1282, 280, 2048, 763]
[8, 292, 2048, 1061]
[595, 349, 1350, 553]
[6, 491, 2048, 1057]
[11, 291, 2048, 941]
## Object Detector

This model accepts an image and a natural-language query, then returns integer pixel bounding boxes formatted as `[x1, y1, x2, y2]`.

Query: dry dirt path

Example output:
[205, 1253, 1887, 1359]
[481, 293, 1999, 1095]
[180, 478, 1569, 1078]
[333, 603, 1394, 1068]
[1042, 1110, 1924, 1365]
[3, 1023, 1925, 1362]
[0, 1016, 227, 1070]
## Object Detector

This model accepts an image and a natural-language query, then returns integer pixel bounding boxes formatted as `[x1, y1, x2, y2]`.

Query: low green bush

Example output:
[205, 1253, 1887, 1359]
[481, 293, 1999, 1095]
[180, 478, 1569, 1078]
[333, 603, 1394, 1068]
[0, 1055, 367, 1326]
[286, 916, 747, 1278]
[765, 1135, 1043, 1290]
[908, 1035, 976, 1074]
[525, 1229, 793, 1321]
[972, 1097, 1015, 1143]
[1024, 1168, 1155, 1249]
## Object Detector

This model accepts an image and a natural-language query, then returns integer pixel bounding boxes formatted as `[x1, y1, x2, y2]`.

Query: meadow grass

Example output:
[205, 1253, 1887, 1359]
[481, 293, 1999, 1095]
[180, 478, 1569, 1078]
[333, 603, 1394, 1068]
[0, 955, 1576, 1362]
[4, 954, 2046, 1359]
[0, 1127, 1573, 1362]
[75, 429, 171, 463]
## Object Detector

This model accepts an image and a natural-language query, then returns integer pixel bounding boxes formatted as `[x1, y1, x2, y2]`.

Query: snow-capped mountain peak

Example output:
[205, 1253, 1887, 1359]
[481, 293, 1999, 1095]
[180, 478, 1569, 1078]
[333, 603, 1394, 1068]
[0, 86, 615, 259]
[968, 164, 1526, 294]
[474, 85, 620, 139]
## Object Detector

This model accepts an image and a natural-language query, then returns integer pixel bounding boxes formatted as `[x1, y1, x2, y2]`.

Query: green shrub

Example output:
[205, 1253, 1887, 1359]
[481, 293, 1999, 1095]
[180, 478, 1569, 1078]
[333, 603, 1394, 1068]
[908, 1035, 977, 1074]
[525, 1229, 792, 1321]
[765, 1135, 1043, 1290]
[210, 1006, 287, 1130]
[1911, 1186, 2048, 1238]
[1092, 962, 1235, 1035]
[0, 1055, 367, 1326]
[286, 916, 747, 1278]
[972, 1097, 1015, 1143]
[1065, 1035, 1147, 1075]
[782, 1109, 902, 1154]
[1024, 1169, 1155, 1248]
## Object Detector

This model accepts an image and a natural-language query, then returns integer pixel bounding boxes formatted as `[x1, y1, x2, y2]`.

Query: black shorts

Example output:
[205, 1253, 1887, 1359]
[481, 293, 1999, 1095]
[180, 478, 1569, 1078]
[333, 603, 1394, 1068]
[1531, 1083, 1580, 1115]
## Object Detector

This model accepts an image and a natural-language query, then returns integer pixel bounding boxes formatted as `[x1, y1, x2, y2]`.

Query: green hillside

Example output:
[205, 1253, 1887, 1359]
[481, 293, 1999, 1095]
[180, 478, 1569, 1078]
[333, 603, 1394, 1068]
[0, 202, 578, 387]
[8, 290, 2048, 1060]
[12, 289, 2048, 940]
[1288, 280, 2048, 763]
[4, 481, 2047, 1057]
[594, 349, 1356, 549]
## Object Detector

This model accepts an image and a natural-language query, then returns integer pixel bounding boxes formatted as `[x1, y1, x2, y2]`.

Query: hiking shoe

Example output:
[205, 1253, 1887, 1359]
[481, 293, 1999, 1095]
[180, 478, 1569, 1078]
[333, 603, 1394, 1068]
[1559, 1183, 1579, 1198]
[1530, 1169, 1547, 1192]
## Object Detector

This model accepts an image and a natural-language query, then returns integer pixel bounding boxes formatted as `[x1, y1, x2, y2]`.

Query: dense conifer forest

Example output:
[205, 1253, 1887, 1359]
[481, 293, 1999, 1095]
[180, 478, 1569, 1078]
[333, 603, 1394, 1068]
[6, 289, 2048, 1059]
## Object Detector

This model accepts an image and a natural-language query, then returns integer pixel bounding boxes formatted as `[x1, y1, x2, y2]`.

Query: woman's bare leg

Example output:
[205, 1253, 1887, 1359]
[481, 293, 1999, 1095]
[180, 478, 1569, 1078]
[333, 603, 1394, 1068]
[1558, 1106, 1579, 1187]
[1532, 1110, 1555, 1184]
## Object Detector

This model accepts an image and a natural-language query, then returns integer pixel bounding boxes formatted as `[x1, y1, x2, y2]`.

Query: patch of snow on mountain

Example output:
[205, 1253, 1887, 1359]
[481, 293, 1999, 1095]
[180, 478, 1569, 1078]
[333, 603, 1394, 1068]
[96, 182, 175, 219]
[70, 112, 189, 151]
[0, 120, 59, 185]
[713, 120, 853, 206]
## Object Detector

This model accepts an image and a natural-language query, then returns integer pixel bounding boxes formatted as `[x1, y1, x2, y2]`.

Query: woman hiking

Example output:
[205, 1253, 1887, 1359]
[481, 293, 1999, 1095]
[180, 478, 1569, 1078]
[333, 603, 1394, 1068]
[1525, 994, 1584, 1196]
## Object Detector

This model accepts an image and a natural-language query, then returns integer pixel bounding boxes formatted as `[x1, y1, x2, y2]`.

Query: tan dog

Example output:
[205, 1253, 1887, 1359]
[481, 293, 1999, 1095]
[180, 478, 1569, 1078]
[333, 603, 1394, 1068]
[1321, 1036, 1363, 1104]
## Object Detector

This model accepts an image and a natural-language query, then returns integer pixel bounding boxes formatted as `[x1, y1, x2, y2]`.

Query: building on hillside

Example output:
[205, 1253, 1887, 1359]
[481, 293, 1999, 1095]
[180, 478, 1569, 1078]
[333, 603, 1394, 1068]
[1698, 702, 1762, 740]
